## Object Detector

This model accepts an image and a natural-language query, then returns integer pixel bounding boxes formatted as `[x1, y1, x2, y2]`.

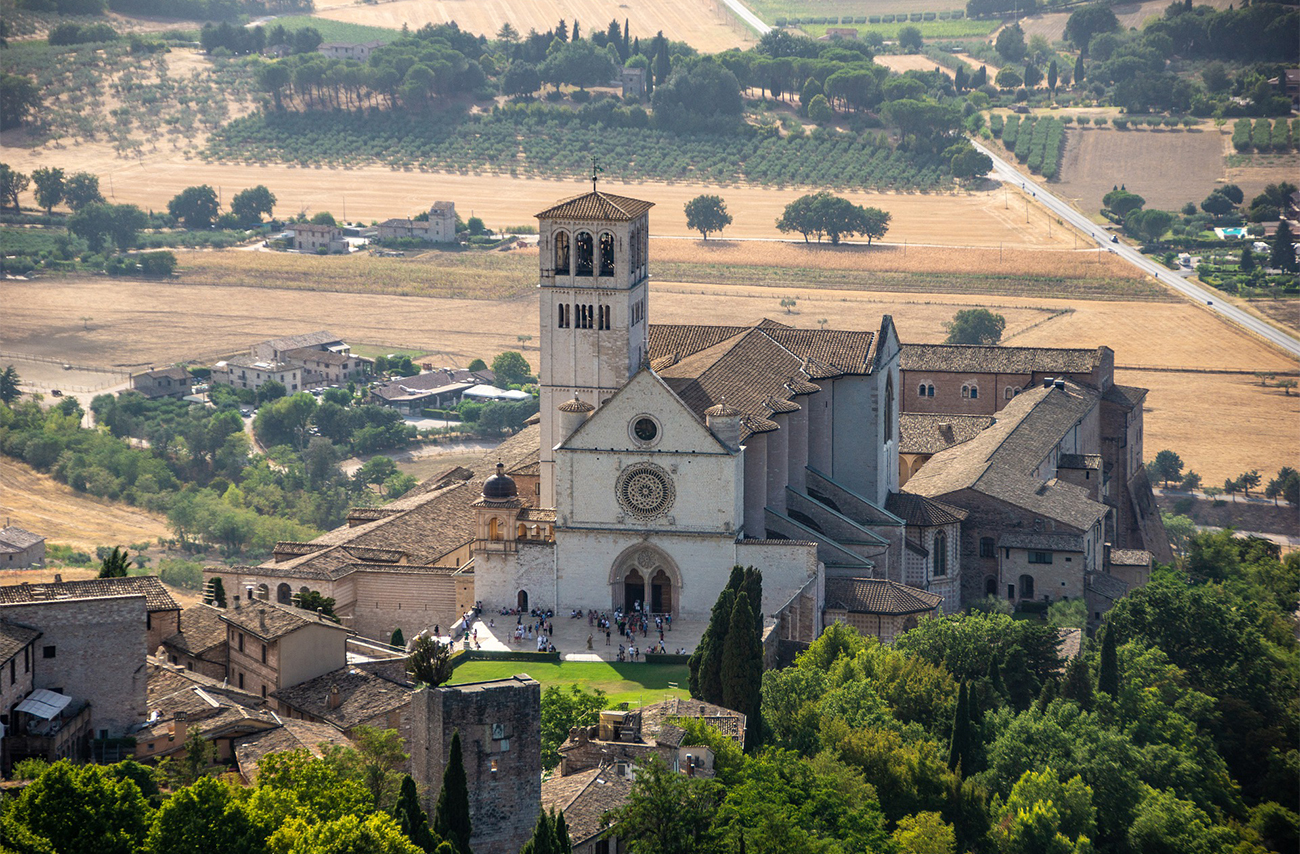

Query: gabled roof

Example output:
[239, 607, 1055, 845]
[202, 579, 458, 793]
[234, 719, 352, 781]
[638, 697, 747, 748]
[270, 663, 413, 729]
[163, 604, 229, 656]
[898, 414, 995, 455]
[0, 621, 41, 662]
[0, 576, 179, 611]
[998, 532, 1084, 552]
[262, 331, 340, 352]
[900, 344, 1103, 375]
[0, 527, 45, 552]
[535, 190, 654, 222]
[1088, 571, 1128, 601]
[541, 768, 634, 847]
[903, 381, 1109, 531]
[885, 492, 968, 527]
[649, 320, 874, 441]
[133, 367, 191, 381]
[221, 600, 346, 642]
[824, 577, 943, 615]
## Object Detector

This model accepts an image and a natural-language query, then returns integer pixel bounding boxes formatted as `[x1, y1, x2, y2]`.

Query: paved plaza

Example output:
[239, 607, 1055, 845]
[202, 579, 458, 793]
[458, 611, 709, 663]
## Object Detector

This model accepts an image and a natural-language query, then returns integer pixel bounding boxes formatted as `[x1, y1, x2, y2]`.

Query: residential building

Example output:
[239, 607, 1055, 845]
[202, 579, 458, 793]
[220, 597, 349, 702]
[212, 357, 303, 395]
[233, 718, 352, 781]
[0, 621, 41, 771]
[542, 767, 633, 853]
[286, 222, 347, 254]
[377, 201, 458, 244]
[0, 575, 180, 653]
[369, 367, 496, 414]
[128, 367, 194, 400]
[271, 659, 413, 748]
[160, 604, 229, 680]
[136, 661, 275, 764]
[283, 346, 369, 387]
[252, 331, 348, 363]
[318, 39, 385, 62]
[557, 697, 745, 779]
[0, 527, 45, 569]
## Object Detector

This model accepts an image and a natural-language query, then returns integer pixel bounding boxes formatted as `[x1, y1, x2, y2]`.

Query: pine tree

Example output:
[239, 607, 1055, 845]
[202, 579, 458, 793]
[98, 546, 131, 578]
[391, 628, 406, 649]
[1270, 220, 1297, 272]
[947, 681, 971, 773]
[433, 731, 472, 854]
[1241, 245, 1255, 272]
[394, 775, 442, 853]
[719, 590, 763, 750]
[1098, 626, 1119, 697]
[1059, 655, 1094, 711]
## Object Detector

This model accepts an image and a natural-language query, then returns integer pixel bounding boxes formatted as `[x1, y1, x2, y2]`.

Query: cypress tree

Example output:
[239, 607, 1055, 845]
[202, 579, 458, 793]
[719, 591, 763, 750]
[520, 810, 557, 854]
[433, 731, 472, 854]
[1059, 655, 1094, 711]
[947, 681, 971, 773]
[1098, 626, 1119, 697]
[741, 566, 762, 629]
[206, 576, 227, 608]
[1074, 54, 1085, 84]
[985, 655, 1005, 705]
[1036, 677, 1058, 712]
[622, 19, 630, 59]
[391, 628, 406, 649]
[554, 810, 572, 854]
[689, 586, 734, 703]
[395, 775, 441, 853]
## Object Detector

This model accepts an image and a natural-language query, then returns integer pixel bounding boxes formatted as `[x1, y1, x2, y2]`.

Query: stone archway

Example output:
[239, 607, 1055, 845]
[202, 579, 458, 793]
[609, 544, 682, 616]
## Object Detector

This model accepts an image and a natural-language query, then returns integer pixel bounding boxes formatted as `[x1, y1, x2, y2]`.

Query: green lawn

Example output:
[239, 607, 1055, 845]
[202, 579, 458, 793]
[270, 15, 402, 45]
[448, 661, 690, 707]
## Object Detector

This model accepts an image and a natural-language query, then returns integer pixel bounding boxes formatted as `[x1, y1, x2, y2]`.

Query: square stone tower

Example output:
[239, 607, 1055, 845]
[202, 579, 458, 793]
[535, 187, 654, 508]
[409, 675, 542, 854]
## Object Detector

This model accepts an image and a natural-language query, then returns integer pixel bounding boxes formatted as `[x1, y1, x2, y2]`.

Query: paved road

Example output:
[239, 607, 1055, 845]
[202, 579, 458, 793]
[719, 0, 770, 34]
[970, 139, 1300, 358]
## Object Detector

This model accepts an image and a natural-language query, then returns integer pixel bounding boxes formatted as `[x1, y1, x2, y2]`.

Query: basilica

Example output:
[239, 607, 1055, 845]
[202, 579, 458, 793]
[210, 187, 1168, 647]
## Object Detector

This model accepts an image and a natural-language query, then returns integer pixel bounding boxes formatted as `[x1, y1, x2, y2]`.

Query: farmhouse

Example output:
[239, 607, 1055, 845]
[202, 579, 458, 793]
[318, 39, 385, 62]
[0, 527, 45, 568]
[377, 201, 458, 244]
[285, 222, 347, 254]
[253, 330, 347, 363]
[369, 367, 495, 414]
[128, 366, 194, 400]
[212, 356, 303, 394]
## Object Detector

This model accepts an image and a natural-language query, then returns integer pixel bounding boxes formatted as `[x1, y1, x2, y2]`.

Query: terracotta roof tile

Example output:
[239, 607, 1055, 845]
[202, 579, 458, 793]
[0, 621, 40, 662]
[824, 577, 943, 615]
[1088, 572, 1128, 600]
[898, 414, 995, 455]
[535, 191, 654, 222]
[270, 664, 413, 729]
[1108, 548, 1151, 566]
[900, 344, 1102, 374]
[541, 768, 633, 847]
[234, 719, 352, 781]
[0, 526, 44, 552]
[884, 493, 968, 527]
[997, 532, 1084, 551]
[0, 576, 179, 611]
[163, 604, 228, 656]
[221, 600, 347, 641]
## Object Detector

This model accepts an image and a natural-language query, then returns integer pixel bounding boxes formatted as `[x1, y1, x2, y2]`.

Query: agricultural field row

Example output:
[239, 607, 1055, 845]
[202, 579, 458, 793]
[206, 109, 956, 192]
[794, 18, 997, 39]
[994, 115, 1066, 180]
[1232, 118, 1300, 153]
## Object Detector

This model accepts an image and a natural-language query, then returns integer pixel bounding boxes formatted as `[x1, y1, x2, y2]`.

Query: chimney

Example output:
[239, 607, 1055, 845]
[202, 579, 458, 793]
[704, 401, 742, 451]
[172, 711, 188, 744]
[328, 684, 342, 710]
[259, 609, 267, 631]
[938, 422, 954, 443]
[53, 573, 62, 584]
[1054, 379, 1066, 390]
[1103, 542, 1112, 571]
[1042, 377, 1054, 388]
[233, 595, 241, 609]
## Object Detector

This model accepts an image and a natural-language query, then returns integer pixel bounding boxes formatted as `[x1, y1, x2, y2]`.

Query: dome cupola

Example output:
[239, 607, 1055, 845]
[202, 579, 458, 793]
[482, 463, 518, 501]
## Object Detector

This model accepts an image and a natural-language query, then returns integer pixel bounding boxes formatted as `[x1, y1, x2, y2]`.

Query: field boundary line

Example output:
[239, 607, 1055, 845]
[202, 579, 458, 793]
[1116, 365, 1300, 377]
[0, 352, 130, 377]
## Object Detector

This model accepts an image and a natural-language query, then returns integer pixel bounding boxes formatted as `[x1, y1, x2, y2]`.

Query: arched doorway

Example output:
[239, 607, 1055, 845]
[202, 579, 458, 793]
[985, 576, 997, 597]
[609, 545, 682, 616]
[277, 583, 292, 604]
[650, 569, 672, 614]
[517, 590, 529, 612]
[623, 569, 645, 614]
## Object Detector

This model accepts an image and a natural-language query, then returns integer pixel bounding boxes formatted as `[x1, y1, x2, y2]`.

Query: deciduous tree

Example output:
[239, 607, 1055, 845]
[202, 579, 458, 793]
[230, 185, 276, 228]
[683, 194, 733, 240]
[168, 185, 221, 229]
[31, 167, 64, 214]
[943, 308, 1005, 344]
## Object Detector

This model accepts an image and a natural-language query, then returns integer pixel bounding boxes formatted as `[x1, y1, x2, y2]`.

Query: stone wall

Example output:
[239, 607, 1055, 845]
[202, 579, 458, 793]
[410, 676, 541, 854]
[0, 595, 148, 736]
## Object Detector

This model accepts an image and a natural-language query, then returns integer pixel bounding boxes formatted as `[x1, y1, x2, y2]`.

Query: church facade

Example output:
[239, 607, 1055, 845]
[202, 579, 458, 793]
[471, 188, 951, 630]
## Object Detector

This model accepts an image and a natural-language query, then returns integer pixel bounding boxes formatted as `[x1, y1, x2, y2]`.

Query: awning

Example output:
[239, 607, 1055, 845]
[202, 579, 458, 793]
[15, 689, 72, 720]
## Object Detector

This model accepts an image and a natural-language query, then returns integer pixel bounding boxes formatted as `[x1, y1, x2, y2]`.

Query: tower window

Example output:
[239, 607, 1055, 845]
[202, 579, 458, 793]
[575, 231, 594, 276]
[599, 232, 615, 276]
[629, 227, 638, 276]
[558, 303, 570, 328]
[599, 305, 611, 330]
[554, 231, 570, 275]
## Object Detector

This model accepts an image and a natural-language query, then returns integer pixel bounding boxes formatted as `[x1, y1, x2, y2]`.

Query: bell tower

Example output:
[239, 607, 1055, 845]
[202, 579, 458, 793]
[534, 176, 653, 508]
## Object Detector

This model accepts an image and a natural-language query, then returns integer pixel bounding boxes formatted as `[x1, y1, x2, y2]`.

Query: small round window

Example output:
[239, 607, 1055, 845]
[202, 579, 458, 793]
[632, 417, 658, 443]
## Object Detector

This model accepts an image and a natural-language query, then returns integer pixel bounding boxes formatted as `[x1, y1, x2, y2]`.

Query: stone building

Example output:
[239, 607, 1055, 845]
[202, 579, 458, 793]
[136, 661, 275, 764]
[0, 527, 45, 569]
[0, 621, 41, 770]
[823, 577, 944, 643]
[377, 201, 458, 244]
[0, 594, 149, 738]
[271, 660, 413, 750]
[0, 576, 179, 659]
[212, 357, 303, 395]
[160, 604, 229, 680]
[410, 676, 541, 854]
[286, 222, 346, 253]
[128, 367, 194, 400]
[220, 597, 349, 701]
[557, 697, 745, 779]
[541, 767, 633, 854]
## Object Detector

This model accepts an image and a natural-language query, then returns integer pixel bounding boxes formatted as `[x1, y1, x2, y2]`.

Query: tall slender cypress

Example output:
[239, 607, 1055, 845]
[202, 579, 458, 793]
[394, 775, 441, 853]
[433, 731, 473, 854]
[554, 810, 572, 854]
[1098, 626, 1119, 697]
[720, 590, 763, 751]
[689, 586, 734, 703]
[947, 681, 971, 773]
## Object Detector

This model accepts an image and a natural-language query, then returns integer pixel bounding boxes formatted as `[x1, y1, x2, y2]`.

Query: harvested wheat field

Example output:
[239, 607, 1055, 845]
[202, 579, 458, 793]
[1012, 0, 1233, 44]
[7, 141, 1072, 248]
[1054, 128, 1227, 218]
[269, 0, 748, 52]
[873, 55, 956, 79]
[1225, 155, 1300, 205]
[0, 458, 172, 554]
[4, 276, 1295, 482]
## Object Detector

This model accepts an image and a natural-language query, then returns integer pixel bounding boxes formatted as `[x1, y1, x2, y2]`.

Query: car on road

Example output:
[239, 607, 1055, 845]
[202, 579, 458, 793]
[1110, 236, 1119, 243]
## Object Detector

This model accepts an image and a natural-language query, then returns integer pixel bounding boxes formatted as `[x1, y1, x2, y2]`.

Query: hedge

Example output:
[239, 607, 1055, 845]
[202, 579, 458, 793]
[449, 649, 562, 669]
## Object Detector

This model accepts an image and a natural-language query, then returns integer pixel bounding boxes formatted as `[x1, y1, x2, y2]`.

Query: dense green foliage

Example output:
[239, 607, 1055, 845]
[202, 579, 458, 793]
[540, 685, 607, 770]
[943, 308, 1005, 345]
[776, 191, 890, 244]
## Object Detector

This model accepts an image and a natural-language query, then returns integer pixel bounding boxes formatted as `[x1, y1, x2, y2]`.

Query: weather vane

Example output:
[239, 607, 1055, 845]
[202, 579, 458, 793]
[590, 155, 603, 193]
